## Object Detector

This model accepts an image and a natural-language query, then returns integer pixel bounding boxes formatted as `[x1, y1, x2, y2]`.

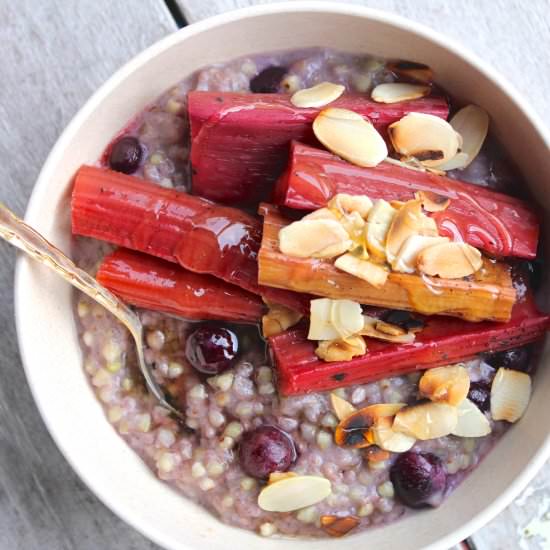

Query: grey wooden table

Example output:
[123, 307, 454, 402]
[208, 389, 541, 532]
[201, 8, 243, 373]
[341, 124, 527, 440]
[1, 1, 549, 549]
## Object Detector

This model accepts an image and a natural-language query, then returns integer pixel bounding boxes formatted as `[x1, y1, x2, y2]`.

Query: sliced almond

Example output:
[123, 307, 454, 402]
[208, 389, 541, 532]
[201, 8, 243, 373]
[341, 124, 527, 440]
[313, 107, 388, 167]
[388, 113, 460, 168]
[262, 304, 303, 338]
[387, 60, 433, 83]
[365, 199, 397, 259]
[315, 335, 367, 362]
[258, 475, 331, 512]
[328, 193, 373, 219]
[329, 299, 365, 339]
[335, 403, 406, 448]
[419, 365, 470, 406]
[375, 320, 406, 336]
[452, 398, 491, 437]
[392, 235, 450, 273]
[268, 471, 298, 485]
[385, 199, 438, 264]
[308, 298, 340, 341]
[360, 315, 416, 343]
[436, 151, 470, 172]
[330, 392, 357, 421]
[334, 253, 389, 288]
[417, 241, 483, 278]
[371, 416, 416, 452]
[339, 210, 366, 241]
[279, 219, 352, 259]
[290, 81, 346, 108]
[415, 190, 451, 212]
[372, 82, 430, 104]
[384, 156, 427, 173]
[320, 515, 360, 537]
[393, 401, 458, 440]
[491, 368, 531, 423]
[448, 105, 490, 168]
[302, 207, 340, 221]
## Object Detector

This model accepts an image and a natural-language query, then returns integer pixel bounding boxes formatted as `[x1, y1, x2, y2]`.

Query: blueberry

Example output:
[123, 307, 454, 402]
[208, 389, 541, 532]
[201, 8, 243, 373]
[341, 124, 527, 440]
[239, 426, 297, 479]
[467, 381, 491, 412]
[185, 326, 238, 375]
[390, 451, 447, 508]
[484, 345, 533, 373]
[108, 136, 142, 174]
[250, 66, 288, 93]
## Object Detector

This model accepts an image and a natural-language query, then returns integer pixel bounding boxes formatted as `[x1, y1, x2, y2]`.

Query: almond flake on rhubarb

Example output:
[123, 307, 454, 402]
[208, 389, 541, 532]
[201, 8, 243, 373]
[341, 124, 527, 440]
[392, 235, 450, 273]
[308, 298, 363, 341]
[313, 107, 388, 167]
[315, 335, 367, 362]
[415, 190, 451, 212]
[328, 193, 373, 219]
[365, 199, 397, 260]
[419, 365, 470, 406]
[388, 112, 460, 167]
[393, 401, 458, 440]
[302, 207, 340, 221]
[334, 253, 389, 288]
[278, 218, 352, 258]
[491, 368, 531, 423]
[330, 392, 357, 421]
[262, 303, 303, 337]
[360, 315, 416, 343]
[371, 82, 431, 104]
[290, 81, 345, 108]
[334, 403, 406, 448]
[416, 241, 483, 278]
[387, 60, 434, 83]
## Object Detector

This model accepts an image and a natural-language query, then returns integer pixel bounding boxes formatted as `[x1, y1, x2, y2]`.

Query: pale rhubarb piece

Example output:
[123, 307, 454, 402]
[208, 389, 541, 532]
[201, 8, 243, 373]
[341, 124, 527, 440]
[258, 204, 516, 322]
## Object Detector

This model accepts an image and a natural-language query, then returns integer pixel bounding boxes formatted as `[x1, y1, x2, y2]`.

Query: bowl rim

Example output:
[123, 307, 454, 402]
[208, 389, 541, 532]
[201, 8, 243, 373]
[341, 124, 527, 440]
[14, 2, 550, 549]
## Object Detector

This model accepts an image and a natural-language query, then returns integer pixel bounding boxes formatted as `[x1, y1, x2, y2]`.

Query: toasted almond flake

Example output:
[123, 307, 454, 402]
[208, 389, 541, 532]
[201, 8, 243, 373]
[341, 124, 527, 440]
[302, 207, 340, 221]
[417, 241, 483, 278]
[389, 113, 460, 168]
[330, 392, 357, 421]
[415, 190, 451, 212]
[491, 368, 531, 423]
[392, 235, 450, 273]
[334, 253, 388, 288]
[449, 105, 490, 168]
[419, 365, 470, 406]
[315, 335, 367, 362]
[388, 60, 433, 83]
[393, 401, 458, 440]
[290, 81, 345, 108]
[360, 315, 416, 343]
[329, 299, 365, 339]
[452, 398, 491, 437]
[372, 82, 430, 104]
[320, 515, 360, 537]
[262, 303, 303, 337]
[365, 199, 397, 259]
[328, 193, 373, 219]
[385, 199, 438, 264]
[371, 417, 416, 453]
[279, 219, 352, 258]
[436, 151, 470, 171]
[313, 108, 388, 167]
[258, 475, 331, 512]
[338, 210, 366, 241]
[268, 471, 298, 485]
[375, 320, 406, 336]
[308, 298, 340, 340]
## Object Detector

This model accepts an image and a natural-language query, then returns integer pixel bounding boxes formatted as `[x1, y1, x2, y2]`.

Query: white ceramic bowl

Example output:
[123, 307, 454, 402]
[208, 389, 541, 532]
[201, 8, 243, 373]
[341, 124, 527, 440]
[15, 2, 550, 549]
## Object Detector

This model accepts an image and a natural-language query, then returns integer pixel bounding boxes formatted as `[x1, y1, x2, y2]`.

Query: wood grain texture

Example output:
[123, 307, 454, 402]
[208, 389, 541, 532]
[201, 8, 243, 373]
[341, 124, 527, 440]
[0, 1, 175, 549]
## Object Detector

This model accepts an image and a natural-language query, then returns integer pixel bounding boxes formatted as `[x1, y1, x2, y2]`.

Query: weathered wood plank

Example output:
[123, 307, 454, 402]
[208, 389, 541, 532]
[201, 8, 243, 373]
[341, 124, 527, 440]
[177, 0, 550, 128]
[0, 1, 176, 549]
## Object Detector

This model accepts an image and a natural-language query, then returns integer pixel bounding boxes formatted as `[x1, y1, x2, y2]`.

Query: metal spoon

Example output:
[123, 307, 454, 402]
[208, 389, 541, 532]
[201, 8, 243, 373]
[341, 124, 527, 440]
[0, 202, 184, 419]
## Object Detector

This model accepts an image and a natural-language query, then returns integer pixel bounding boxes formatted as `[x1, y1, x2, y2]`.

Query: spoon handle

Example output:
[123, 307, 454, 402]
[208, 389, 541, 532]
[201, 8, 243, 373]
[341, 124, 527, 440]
[0, 203, 181, 417]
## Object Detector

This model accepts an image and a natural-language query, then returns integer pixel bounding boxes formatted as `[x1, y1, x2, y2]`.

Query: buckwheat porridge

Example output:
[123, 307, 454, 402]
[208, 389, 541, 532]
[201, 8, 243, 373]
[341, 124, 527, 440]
[71, 48, 547, 538]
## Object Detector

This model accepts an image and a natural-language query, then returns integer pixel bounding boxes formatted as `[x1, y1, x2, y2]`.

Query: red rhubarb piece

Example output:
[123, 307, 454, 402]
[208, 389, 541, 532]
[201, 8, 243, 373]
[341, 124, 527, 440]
[96, 248, 264, 323]
[272, 142, 539, 259]
[188, 91, 449, 204]
[269, 297, 549, 395]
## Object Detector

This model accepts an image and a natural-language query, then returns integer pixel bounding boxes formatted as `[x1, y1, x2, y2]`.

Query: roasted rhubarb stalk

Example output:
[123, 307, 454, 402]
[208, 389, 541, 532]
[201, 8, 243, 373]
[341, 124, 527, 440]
[272, 142, 539, 259]
[188, 92, 449, 204]
[270, 298, 549, 395]
[96, 248, 264, 323]
[72, 166, 311, 314]
[258, 204, 516, 322]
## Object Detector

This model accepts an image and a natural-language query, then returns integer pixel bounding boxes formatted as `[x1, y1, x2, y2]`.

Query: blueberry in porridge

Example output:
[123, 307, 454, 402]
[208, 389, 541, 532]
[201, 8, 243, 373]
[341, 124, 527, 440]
[70, 48, 548, 538]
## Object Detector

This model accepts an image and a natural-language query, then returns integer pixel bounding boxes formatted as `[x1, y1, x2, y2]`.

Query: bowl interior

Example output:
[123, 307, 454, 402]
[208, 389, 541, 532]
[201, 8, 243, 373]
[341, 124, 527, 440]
[15, 4, 550, 550]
